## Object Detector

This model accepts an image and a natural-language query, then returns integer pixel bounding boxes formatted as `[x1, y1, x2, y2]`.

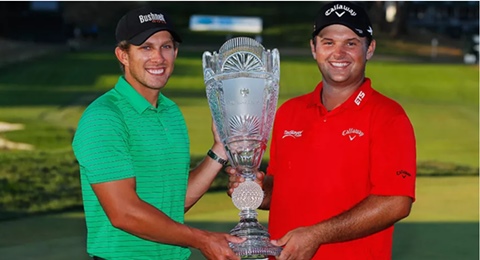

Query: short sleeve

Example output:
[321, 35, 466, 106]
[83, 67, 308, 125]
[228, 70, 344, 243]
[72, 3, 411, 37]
[370, 112, 416, 201]
[72, 104, 135, 184]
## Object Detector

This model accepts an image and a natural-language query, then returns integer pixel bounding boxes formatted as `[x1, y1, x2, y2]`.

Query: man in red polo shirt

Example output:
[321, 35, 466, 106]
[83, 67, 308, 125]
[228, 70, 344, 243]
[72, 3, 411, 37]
[227, 1, 416, 259]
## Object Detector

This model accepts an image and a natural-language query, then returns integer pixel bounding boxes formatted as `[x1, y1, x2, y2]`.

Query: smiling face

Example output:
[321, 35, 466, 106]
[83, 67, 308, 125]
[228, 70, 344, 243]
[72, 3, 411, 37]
[115, 30, 178, 95]
[310, 24, 375, 89]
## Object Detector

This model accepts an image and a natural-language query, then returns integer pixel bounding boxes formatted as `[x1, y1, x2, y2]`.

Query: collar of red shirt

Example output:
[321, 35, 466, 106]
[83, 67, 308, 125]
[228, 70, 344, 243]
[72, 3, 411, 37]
[308, 78, 374, 111]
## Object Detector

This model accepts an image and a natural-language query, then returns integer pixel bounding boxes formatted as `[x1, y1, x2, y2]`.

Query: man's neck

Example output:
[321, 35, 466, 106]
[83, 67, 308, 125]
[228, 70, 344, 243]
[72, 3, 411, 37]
[321, 79, 364, 111]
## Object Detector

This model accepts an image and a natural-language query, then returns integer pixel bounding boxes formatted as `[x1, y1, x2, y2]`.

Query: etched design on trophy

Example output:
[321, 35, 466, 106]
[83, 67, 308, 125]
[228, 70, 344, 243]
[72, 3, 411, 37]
[203, 37, 282, 258]
[223, 52, 263, 73]
[230, 115, 259, 136]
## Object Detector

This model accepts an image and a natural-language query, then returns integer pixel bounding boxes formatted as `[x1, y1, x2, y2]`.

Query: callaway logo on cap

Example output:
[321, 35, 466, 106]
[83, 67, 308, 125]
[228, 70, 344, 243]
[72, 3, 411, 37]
[312, 1, 373, 39]
[115, 6, 182, 45]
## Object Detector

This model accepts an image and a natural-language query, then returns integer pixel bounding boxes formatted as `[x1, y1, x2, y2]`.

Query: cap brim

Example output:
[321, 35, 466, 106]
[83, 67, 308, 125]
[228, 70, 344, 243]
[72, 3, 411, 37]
[312, 21, 370, 39]
[129, 27, 183, 45]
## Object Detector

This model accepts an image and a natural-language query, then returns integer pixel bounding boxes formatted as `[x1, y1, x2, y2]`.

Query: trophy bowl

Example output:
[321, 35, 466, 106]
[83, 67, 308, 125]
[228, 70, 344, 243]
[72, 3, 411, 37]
[202, 37, 281, 258]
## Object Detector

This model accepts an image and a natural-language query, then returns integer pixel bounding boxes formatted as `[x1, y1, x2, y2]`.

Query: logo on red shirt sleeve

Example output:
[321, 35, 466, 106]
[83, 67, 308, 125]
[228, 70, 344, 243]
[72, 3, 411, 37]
[396, 170, 411, 178]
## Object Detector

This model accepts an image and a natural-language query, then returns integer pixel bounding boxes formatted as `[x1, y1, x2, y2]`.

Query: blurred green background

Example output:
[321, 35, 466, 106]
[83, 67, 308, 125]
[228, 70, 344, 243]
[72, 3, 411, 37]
[0, 1, 478, 260]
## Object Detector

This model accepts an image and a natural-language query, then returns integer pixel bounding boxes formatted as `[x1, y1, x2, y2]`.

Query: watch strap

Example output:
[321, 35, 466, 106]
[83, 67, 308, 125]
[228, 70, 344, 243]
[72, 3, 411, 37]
[207, 149, 229, 166]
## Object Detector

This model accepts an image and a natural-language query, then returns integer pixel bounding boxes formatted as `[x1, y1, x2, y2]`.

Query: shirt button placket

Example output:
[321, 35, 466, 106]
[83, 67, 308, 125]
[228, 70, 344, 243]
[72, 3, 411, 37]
[158, 115, 172, 145]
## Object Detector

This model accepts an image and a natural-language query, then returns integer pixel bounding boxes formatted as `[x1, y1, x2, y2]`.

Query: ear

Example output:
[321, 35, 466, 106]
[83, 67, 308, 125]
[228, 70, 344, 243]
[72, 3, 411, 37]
[366, 39, 376, 61]
[115, 47, 129, 67]
[310, 39, 316, 59]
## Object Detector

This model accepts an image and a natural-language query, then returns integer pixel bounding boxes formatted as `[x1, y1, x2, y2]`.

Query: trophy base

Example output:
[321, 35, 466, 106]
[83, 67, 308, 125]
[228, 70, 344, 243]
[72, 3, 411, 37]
[229, 209, 282, 258]
[229, 237, 282, 259]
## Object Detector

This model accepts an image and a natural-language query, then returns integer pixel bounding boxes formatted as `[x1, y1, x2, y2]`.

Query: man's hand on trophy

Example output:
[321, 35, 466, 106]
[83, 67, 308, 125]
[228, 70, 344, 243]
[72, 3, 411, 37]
[211, 120, 222, 145]
[196, 230, 245, 260]
[210, 119, 229, 160]
[225, 166, 265, 197]
[271, 226, 321, 260]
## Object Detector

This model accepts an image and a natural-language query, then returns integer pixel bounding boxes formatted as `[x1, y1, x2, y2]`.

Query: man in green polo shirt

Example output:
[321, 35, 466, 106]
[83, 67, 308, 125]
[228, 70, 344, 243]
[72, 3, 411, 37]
[72, 7, 243, 260]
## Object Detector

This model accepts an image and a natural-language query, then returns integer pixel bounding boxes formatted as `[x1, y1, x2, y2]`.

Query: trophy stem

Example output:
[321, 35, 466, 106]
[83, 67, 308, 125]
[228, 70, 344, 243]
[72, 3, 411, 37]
[241, 168, 255, 181]
[229, 209, 282, 258]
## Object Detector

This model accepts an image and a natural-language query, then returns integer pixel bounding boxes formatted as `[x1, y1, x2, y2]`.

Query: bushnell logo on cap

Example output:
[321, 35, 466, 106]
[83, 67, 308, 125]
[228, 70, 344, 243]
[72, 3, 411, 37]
[138, 12, 167, 24]
[312, 1, 373, 39]
[116, 7, 182, 46]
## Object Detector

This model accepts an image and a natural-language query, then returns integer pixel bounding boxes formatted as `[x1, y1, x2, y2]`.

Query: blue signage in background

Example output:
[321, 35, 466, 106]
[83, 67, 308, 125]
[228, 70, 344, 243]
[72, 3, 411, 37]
[189, 15, 263, 34]
[30, 1, 60, 12]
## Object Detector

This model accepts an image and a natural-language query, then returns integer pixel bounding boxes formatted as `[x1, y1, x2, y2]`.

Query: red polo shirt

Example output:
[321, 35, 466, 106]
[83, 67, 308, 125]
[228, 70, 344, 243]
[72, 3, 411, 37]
[267, 78, 416, 260]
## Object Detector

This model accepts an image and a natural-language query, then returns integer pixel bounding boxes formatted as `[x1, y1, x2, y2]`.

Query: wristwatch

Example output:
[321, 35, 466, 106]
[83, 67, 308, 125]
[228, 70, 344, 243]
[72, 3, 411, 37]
[207, 149, 229, 166]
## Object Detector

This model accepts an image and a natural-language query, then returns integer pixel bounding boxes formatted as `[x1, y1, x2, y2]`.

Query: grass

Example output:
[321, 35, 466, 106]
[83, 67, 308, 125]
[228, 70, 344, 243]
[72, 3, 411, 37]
[405, 102, 479, 167]
[368, 63, 479, 105]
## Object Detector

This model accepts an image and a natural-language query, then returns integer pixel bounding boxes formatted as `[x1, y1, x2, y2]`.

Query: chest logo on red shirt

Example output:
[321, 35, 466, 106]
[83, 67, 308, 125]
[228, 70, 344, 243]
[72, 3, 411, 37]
[342, 128, 364, 141]
[282, 130, 303, 139]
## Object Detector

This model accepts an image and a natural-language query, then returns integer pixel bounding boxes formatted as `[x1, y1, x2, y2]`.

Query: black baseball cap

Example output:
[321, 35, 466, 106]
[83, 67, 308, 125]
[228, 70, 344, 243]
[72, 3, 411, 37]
[115, 6, 182, 45]
[312, 1, 373, 39]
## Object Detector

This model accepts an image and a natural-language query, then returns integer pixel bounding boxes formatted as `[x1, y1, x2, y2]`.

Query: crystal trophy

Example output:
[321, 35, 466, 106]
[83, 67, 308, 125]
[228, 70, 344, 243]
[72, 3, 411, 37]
[202, 37, 282, 258]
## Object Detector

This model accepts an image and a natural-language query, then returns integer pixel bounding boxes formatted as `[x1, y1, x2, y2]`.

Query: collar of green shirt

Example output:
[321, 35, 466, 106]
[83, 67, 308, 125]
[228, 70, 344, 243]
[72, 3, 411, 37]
[114, 76, 176, 114]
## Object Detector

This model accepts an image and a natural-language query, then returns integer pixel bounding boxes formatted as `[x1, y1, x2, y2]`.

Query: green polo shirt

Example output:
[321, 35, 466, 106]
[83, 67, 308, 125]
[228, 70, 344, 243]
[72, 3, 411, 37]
[72, 76, 191, 260]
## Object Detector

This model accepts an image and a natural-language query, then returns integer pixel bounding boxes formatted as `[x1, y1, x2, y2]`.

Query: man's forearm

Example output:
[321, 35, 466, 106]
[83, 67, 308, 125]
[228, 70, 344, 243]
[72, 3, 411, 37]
[185, 149, 225, 211]
[310, 195, 412, 245]
[109, 195, 208, 249]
